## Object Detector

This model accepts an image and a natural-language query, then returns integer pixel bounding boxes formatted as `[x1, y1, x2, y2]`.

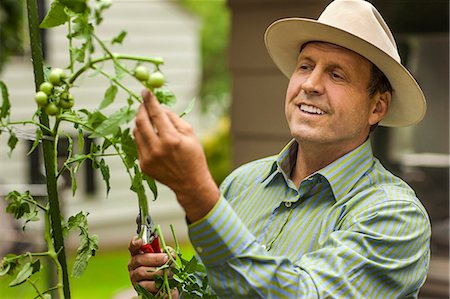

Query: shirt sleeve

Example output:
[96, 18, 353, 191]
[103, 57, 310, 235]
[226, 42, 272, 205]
[188, 195, 431, 298]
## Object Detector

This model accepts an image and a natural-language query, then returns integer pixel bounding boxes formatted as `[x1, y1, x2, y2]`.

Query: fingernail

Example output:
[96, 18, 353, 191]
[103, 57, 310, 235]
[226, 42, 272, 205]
[163, 254, 169, 262]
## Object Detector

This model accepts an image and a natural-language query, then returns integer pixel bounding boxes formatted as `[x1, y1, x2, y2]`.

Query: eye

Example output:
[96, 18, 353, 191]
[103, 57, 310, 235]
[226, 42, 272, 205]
[331, 71, 345, 80]
[297, 63, 312, 72]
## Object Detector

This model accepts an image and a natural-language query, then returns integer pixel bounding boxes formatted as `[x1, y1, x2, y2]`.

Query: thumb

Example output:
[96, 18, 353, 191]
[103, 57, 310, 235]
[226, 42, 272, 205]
[128, 236, 143, 256]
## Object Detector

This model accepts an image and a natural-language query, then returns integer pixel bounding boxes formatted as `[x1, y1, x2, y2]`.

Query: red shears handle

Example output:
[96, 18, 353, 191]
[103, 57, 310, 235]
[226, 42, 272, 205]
[141, 236, 161, 253]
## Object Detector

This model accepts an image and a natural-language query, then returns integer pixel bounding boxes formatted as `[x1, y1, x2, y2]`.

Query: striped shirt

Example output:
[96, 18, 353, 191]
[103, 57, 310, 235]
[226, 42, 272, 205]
[188, 139, 431, 298]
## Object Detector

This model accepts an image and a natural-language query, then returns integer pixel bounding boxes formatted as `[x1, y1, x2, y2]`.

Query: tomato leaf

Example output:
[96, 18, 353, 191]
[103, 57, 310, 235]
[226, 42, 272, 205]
[85, 110, 107, 129]
[0, 80, 10, 119]
[111, 30, 127, 45]
[180, 97, 196, 118]
[59, 0, 88, 14]
[71, 14, 93, 38]
[7, 130, 18, 156]
[0, 254, 20, 276]
[90, 107, 136, 137]
[77, 127, 85, 154]
[5, 191, 32, 219]
[31, 259, 41, 275]
[68, 212, 99, 278]
[154, 88, 176, 106]
[114, 62, 126, 79]
[121, 128, 137, 169]
[40, 1, 69, 28]
[134, 284, 157, 299]
[27, 128, 43, 155]
[99, 84, 118, 110]
[99, 158, 110, 195]
[9, 262, 32, 287]
[70, 43, 87, 64]
[94, 0, 112, 25]
[71, 168, 78, 196]
[143, 174, 158, 201]
[72, 233, 98, 278]
[131, 169, 148, 215]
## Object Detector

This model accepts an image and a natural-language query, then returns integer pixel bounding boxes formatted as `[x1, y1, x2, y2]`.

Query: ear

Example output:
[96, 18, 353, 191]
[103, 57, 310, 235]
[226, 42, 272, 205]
[369, 91, 391, 125]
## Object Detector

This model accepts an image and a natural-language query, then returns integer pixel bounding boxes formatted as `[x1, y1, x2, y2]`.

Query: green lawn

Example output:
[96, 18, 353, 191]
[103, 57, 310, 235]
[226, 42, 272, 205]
[1, 243, 195, 299]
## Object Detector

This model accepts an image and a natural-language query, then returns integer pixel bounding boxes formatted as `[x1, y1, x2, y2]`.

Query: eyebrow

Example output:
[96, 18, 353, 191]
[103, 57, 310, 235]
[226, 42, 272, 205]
[298, 54, 347, 72]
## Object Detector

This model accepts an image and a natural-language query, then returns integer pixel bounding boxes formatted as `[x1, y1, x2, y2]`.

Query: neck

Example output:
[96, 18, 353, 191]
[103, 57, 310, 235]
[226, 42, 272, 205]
[290, 140, 364, 187]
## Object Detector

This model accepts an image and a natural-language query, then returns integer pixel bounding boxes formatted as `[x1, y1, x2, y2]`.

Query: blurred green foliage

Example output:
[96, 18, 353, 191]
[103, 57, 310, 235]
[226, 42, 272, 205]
[179, 0, 232, 184]
[178, 0, 231, 113]
[0, 0, 24, 73]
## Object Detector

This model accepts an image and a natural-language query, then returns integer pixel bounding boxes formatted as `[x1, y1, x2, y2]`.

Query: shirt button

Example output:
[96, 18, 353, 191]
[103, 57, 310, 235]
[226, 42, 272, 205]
[285, 201, 292, 208]
[261, 244, 267, 250]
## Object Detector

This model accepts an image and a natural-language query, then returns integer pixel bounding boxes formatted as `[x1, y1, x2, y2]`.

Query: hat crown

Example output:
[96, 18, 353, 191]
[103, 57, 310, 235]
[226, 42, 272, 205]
[319, 0, 400, 62]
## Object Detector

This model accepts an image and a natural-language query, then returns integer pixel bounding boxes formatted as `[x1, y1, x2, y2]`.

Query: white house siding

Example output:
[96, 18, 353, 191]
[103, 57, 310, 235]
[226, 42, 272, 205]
[0, 0, 201, 251]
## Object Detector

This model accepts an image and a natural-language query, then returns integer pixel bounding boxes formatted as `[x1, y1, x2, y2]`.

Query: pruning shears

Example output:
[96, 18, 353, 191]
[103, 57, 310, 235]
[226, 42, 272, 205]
[136, 211, 161, 253]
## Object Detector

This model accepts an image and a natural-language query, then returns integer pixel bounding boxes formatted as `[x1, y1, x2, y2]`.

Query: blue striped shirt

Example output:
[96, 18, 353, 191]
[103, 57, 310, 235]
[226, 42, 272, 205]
[188, 139, 431, 298]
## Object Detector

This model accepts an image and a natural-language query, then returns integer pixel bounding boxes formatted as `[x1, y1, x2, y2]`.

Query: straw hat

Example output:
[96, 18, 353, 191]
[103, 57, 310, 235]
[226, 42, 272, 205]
[264, 0, 426, 127]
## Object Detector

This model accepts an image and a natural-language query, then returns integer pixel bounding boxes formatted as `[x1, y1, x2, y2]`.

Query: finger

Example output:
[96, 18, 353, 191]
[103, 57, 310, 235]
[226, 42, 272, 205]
[128, 236, 143, 256]
[128, 252, 170, 270]
[142, 89, 178, 138]
[165, 109, 192, 133]
[134, 103, 158, 144]
[136, 280, 159, 294]
[132, 265, 165, 280]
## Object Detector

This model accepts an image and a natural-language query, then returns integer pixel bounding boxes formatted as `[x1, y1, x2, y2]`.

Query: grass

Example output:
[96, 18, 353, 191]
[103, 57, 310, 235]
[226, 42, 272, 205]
[0, 243, 195, 299]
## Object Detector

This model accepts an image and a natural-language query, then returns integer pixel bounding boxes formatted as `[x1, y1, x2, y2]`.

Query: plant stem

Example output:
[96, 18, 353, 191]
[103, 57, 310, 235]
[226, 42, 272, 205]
[27, 279, 45, 298]
[156, 225, 174, 299]
[91, 65, 141, 102]
[6, 120, 52, 132]
[26, 0, 70, 298]
[44, 208, 65, 299]
[170, 224, 180, 254]
[68, 16, 74, 74]
[68, 53, 164, 84]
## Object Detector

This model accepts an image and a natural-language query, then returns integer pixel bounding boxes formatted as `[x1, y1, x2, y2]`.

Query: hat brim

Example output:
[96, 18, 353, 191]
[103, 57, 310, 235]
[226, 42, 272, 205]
[264, 18, 426, 127]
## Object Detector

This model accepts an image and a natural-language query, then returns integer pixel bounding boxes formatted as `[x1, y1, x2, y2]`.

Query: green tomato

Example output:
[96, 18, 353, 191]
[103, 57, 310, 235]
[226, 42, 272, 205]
[39, 82, 54, 95]
[35, 91, 48, 106]
[59, 93, 75, 109]
[134, 65, 149, 81]
[48, 68, 66, 86]
[147, 71, 165, 88]
[45, 102, 60, 116]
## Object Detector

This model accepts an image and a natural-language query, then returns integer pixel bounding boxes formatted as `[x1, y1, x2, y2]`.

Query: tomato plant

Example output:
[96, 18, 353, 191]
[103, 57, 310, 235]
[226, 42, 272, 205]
[0, 0, 213, 298]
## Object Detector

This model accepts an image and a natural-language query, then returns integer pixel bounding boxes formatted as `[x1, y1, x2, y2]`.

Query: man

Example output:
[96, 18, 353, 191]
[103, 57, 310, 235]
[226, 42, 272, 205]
[128, 0, 431, 298]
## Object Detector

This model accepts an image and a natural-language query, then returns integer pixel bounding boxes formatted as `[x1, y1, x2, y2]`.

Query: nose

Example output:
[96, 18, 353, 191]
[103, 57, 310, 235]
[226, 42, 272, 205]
[301, 69, 324, 95]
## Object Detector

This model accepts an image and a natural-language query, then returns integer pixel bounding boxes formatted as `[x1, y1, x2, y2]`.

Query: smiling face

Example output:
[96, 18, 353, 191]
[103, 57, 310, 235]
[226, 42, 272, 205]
[285, 42, 389, 153]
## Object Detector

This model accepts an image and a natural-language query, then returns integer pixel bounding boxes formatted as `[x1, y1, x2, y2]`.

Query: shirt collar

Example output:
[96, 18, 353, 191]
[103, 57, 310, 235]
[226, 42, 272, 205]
[262, 139, 297, 187]
[262, 139, 375, 201]
[317, 139, 374, 201]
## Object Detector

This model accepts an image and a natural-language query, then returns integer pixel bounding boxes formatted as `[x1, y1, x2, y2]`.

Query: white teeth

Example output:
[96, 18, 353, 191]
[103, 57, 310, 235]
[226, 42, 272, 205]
[300, 104, 325, 115]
